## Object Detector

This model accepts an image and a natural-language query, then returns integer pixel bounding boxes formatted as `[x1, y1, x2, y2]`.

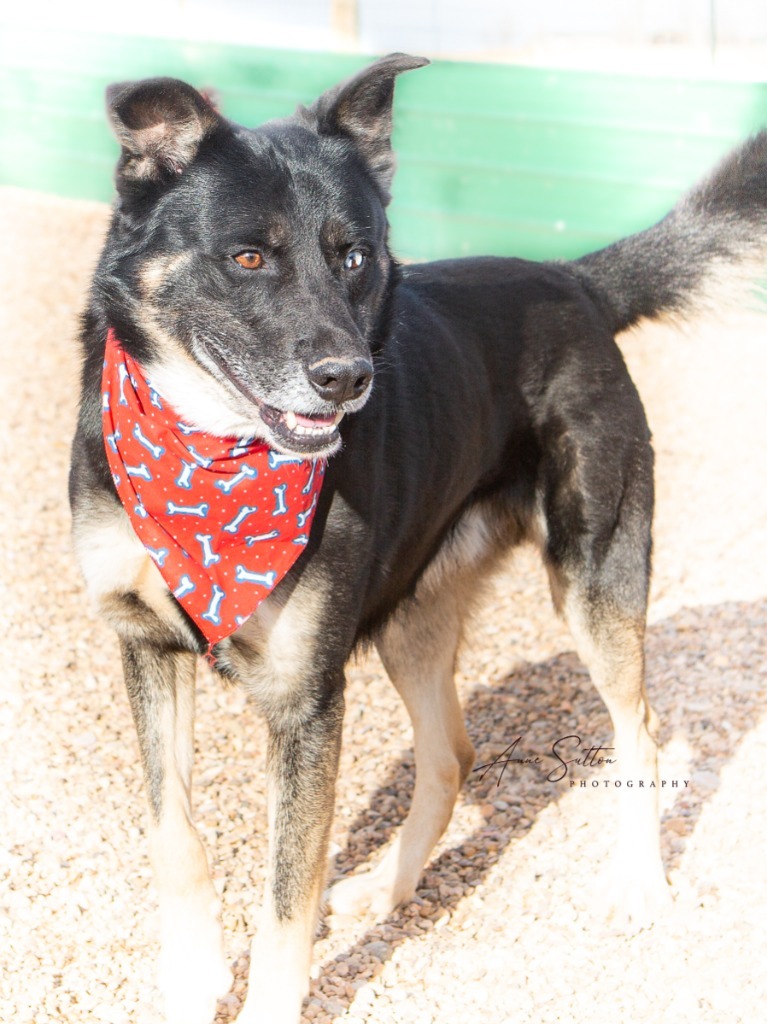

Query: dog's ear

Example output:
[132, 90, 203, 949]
[107, 77, 223, 182]
[307, 53, 429, 203]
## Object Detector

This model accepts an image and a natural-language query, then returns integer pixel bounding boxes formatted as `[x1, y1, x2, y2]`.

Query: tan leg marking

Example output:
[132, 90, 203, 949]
[74, 498, 231, 1020]
[233, 580, 344, 1024]
[329, 588, 475, 920]
[561, 588, 670, 930]
[147, 660, 232, 1024]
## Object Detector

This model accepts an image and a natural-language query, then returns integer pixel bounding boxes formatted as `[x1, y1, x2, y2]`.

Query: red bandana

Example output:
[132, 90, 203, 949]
[101, 329, 325, 645]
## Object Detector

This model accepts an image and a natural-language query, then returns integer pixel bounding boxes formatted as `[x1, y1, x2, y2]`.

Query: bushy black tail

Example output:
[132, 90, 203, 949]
[571, 131, 767, 334]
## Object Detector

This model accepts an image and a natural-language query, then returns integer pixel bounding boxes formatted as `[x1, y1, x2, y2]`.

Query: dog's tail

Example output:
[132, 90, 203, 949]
[570, 131, 767, 334]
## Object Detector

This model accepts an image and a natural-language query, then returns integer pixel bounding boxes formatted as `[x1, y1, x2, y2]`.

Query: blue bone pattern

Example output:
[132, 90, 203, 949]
[126, 462, 152, 481]
[201, 584, 226, 625]
[231, 437, 257, 457]
[215, 463, 258, 494]
[147, 545, 169, 568]
[105, 427, 121, 453]
[235, 565, 278, 588]
[173, 575, 196, 599]
[296, 491, 318, 529]
[117, 363, 131, 405]
[268, 450, 304, 470]
[186, 444, 213, 468]
[223, 505, 259, 533]
[175, 460, 199, 490]
[245, 529, 280, 546]
[302, 459, 320, 495]
[195, 533, 221, 567]
[272, 483, 288, 516]
[132, 423, 165, 460]
[166, 500, 210, 518]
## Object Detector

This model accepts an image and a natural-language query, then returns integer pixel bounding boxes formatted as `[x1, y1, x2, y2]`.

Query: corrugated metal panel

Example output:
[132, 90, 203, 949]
[2, 27, 766, 261]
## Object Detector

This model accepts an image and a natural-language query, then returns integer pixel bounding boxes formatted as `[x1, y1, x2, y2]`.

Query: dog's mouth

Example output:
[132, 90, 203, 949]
[259, 403, 345, 454]
[206, 351, 349, 456]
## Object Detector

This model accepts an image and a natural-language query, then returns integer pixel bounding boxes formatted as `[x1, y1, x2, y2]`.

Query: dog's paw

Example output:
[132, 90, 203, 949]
[234, 966, 309, 1024]
[161, 965, 232, 1024]
[326, 866, 411, 921]
[601, 862, 673, 934]
[158, 906, 233, 1024]
[160, 951, 232, 1024]
[235, 998, 304, 1024]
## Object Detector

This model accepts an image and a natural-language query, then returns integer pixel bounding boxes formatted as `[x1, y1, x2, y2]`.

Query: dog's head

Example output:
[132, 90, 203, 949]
[99, 54, 428, 457]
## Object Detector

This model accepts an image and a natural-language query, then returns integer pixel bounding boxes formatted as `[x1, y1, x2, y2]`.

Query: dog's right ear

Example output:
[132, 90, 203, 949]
[107, 77, 222, 183]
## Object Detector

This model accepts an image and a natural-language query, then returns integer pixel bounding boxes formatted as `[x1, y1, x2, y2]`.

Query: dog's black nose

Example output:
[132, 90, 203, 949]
[307, 357, 373, 404]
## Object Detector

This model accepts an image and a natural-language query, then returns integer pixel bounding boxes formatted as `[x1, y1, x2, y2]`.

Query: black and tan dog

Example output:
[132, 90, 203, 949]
[69, 54, 767, 1024]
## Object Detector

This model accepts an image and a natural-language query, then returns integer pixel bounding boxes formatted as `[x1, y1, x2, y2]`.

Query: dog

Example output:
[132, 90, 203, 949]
[69, 53, 767, 1024]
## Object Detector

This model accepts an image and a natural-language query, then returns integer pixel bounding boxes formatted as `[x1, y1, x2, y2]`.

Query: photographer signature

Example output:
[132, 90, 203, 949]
[473, 734, 617, 785]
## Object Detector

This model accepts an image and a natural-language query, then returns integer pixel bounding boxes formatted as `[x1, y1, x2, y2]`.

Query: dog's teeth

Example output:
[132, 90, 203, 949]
[280, 410, 340, 439]
[293, 423, 335, 437]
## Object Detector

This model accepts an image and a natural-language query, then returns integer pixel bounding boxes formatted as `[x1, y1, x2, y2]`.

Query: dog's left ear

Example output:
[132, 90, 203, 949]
[307, 53, 429, 202]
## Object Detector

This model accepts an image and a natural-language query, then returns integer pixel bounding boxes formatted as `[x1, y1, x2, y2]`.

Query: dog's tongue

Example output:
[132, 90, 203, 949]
[292, 411, 336, 428]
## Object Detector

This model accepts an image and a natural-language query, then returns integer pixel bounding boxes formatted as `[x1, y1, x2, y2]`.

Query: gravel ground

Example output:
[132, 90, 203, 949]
[2, 186, 767, 1024]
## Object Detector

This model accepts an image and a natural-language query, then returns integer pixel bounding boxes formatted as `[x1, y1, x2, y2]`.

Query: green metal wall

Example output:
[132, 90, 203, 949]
[2, 27, 766, 262]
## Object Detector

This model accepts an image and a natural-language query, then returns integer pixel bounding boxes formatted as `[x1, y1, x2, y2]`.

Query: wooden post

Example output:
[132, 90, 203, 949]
[331, 0, 358, 44]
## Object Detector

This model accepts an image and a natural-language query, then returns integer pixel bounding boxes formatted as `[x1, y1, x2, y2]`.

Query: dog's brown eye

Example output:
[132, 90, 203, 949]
[234, 251, 264, 270]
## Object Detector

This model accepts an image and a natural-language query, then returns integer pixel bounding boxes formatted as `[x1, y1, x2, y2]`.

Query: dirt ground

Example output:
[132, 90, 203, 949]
[2, 185, 766, 1024]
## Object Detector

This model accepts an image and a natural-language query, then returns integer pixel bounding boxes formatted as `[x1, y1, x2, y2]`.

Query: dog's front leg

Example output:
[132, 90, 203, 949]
[119, 637, 232, 1024]
[237, 677, 345, 1024]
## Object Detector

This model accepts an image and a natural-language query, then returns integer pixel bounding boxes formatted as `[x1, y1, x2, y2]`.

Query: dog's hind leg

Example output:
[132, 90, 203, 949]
[328, 585, 475, 920]
[542, 433, 671, 930]
[119, 639, 232, 1024]
[556, 589, 670, 928]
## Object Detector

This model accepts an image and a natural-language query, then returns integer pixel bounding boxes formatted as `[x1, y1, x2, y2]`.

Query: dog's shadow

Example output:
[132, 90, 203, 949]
[222, 596, 766, 1021]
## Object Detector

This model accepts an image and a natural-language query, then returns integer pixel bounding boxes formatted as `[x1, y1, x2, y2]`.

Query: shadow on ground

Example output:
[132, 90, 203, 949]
[222, 596, 766, 1020]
